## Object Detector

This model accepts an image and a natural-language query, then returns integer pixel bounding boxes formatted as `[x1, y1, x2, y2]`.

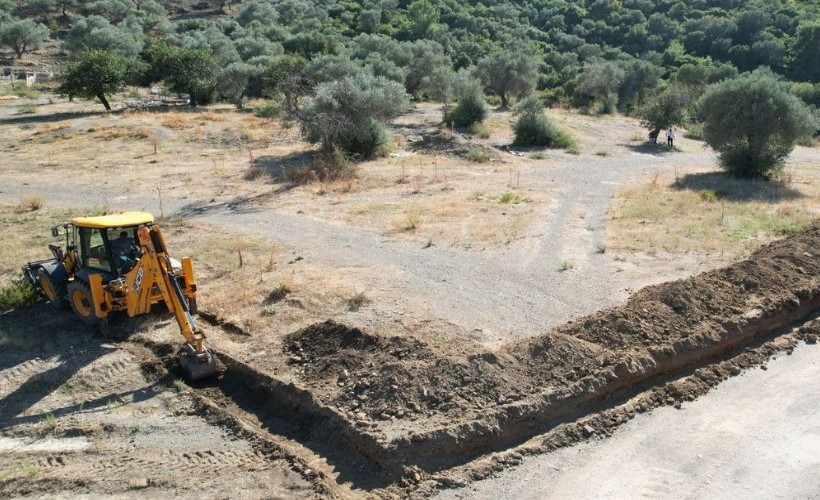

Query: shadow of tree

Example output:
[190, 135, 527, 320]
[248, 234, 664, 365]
[620, 142, 682, 156]
[245, 151, 316, 184]
[0, 110, 105, 126]
[176, 191, 273, 218]
[672, 171, 804, 203]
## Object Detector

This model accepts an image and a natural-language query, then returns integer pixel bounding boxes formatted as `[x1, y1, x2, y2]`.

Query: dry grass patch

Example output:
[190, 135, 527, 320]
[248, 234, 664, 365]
[609, 169, 819, 257]
[240, 128, 271, 145]
[197, 111, 227, 123]
[34, 123, 70, 136]
[159, 219, 357, 332]
[18, 195, 45, 212]
[97, 126, 129, 140]
[161, 113, 193, 129]
[129, 127, 154, 139]
[391, 205, 423, 232]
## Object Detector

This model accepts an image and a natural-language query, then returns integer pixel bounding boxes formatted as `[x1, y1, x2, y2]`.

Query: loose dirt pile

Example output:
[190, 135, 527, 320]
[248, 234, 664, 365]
[284, 322, 530, 421]
[278, 223, 819, 472]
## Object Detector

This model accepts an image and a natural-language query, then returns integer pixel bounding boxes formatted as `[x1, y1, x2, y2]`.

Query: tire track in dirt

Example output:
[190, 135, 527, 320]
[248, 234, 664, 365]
[83, 449, 275, 475]
[0, 357, 62, 398]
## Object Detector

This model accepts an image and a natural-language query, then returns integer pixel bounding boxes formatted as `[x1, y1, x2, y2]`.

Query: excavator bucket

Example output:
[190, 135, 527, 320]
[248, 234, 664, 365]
[179, 348, 218, 381]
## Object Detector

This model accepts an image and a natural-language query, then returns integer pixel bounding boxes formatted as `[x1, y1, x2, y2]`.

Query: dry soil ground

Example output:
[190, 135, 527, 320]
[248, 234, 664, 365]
[1, 88, 818, 498]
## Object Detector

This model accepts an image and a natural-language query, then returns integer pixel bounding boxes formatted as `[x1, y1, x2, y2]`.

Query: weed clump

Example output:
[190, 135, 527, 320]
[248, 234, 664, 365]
[347, 291, 371, 311]
[266, 282, 291, 303]
[465, 147, 492, 163]
[468, 122, 491, 138]
[699, 189, 725, 203]
[0, 276, 41, 310]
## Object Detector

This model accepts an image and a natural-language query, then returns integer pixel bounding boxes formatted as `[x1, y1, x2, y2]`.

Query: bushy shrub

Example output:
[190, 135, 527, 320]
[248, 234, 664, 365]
[512, 95, 558, 146]
[299, 73, 410, 160]
[446, 80, 488, 127]
[0, 276, 40, 310]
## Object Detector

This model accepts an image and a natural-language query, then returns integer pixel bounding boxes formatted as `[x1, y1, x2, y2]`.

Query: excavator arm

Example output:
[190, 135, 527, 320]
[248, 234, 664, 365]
[135, 224, 217, 380]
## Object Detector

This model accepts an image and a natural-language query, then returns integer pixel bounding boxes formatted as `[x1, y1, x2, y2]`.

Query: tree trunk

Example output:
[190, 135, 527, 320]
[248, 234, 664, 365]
[97, 93, 112, 111]
[500, 93, 509, 110]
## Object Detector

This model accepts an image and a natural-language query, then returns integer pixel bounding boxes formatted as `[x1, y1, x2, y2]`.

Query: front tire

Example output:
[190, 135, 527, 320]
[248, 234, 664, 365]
[68, 280, 100, 326]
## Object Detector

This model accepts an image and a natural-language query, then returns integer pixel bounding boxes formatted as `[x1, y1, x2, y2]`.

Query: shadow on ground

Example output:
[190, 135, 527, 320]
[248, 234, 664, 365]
[0, 110, 105, 126]
[621, 142, 682, 156]
[246, 151, 316, 183]
[177, 191, 273, 218]
[0, 304, 162, 429]
[673, 171, 804, 202]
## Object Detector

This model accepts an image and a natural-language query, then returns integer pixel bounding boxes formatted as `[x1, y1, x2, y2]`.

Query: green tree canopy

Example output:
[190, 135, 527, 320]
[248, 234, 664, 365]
[0, 18, 48, 58]
[152, 45, 218, 106]
[63, 15, 144, 58]
[698, 69, 816, 178]
[576, 60, 626, 114]
[637, 86, 692, 136]
[789, 21, 820, 83]
[57, 49, 131, 110]
[475, 49, 538, 109]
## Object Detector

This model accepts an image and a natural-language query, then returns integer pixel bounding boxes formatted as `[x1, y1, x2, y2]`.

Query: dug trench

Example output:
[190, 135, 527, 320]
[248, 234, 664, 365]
[137, 224, 819, 492]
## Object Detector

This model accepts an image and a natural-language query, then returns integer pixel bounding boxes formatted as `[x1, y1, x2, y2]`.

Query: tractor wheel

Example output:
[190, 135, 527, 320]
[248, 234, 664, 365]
[38, 268, 69, 310]
[68, 280, 100, 326]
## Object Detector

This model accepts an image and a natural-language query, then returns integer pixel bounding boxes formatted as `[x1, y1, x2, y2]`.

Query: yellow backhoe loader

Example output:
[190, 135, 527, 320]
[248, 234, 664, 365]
[22, 211, 217, 381]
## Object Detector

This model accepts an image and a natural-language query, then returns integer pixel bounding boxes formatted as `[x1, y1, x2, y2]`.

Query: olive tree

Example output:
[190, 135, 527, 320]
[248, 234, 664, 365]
[475, 49, 538, 109]
[636, 87, 691, 142]
[151, 45, 219, 106]
[698, 69, 815, 178]
[57, 49, 130, 110]
[576, 60, 626, 114]
[217, 61, 261, 108]
[0, 18, 49, 58]
[63, 15, 144, 58]
[299, 73, 410, 159]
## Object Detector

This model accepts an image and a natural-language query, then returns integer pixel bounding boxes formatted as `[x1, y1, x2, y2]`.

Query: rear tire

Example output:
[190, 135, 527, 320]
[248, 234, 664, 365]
[38, 268, 69, 310]
[68, 280, 100, 326]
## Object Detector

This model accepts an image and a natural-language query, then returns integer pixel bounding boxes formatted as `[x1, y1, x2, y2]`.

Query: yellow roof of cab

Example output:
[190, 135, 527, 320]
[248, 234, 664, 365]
[71, 211, 154, 229]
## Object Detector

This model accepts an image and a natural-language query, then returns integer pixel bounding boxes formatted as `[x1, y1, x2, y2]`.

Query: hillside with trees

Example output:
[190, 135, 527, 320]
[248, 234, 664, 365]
[1, 0, 818, 160]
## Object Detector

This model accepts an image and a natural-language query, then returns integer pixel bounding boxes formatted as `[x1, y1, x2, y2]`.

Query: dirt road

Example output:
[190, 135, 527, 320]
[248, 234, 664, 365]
[436, 342, 820, 499]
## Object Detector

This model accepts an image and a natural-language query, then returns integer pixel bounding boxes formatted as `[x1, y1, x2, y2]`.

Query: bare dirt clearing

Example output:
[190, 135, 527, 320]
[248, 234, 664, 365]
[1, 94, 819, 498]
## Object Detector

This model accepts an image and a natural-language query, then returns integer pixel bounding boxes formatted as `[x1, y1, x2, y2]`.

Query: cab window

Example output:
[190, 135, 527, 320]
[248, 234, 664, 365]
[79, 228, 113, 273]
[107, 227, 141, 274]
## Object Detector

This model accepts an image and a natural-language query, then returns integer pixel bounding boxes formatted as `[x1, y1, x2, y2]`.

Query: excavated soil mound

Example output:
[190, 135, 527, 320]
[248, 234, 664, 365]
[278, 223, 819, 471]
[284, 322, 530, 420]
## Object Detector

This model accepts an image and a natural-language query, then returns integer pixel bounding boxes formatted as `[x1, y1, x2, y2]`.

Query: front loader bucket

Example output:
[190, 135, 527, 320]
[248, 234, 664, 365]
[179, 348, 218, 381]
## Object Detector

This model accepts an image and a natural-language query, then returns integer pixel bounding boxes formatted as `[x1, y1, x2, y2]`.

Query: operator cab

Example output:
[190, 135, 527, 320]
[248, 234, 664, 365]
[66, 212, 155, 283]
